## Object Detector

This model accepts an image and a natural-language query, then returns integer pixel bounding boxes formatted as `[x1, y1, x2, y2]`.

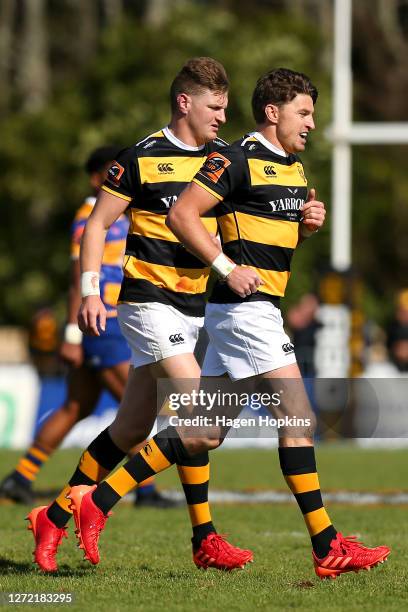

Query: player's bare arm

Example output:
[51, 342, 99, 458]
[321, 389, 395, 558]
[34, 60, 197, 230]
[167, 183, 262, 298]
[167, 182, 220, 261]
[78, 190, 128, 336]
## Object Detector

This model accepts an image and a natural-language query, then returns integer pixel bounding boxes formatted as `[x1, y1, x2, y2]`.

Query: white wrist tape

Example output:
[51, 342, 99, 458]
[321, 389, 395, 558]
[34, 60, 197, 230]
[300, 224, 318, 238]
[64, 323, 83, 345]
[81, 271, 100, 297]
[211, 253, 236, 279]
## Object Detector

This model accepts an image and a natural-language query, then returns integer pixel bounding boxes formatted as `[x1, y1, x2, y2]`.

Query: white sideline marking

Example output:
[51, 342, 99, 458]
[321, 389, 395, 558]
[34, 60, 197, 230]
[127, 490, 408, 505]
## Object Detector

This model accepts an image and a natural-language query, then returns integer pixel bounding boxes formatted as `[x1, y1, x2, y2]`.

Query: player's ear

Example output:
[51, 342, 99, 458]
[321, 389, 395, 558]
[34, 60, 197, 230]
[177, 93, 191, 115]
[264, 103, 279, 125]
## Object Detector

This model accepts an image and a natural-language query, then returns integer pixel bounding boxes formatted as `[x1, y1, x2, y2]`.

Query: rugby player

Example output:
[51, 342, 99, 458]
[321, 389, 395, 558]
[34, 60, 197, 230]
[71, 68, 390, 580]
[0, 147, 170, 509]
[26, 58, 253, 573]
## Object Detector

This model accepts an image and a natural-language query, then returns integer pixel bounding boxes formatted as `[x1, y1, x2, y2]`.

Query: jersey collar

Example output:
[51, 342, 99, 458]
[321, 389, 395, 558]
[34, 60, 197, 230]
[163, 126, 205, 151]
[251, 131, 288, 157]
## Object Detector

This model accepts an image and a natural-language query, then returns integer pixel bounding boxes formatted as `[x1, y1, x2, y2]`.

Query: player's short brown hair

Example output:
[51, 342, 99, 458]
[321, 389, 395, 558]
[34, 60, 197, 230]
[252, 68, 318, 124]
[170, 57, 229, 112]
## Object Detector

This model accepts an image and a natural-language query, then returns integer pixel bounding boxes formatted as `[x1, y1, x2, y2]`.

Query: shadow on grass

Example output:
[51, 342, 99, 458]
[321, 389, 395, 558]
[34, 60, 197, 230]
[0, 489, 61, 506]
[0, 557, 94, 578]
[0, 558, 33, 574]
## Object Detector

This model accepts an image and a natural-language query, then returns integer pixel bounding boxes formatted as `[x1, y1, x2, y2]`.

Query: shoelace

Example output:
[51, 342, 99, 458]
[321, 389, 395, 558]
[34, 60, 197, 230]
[205, 534, 230, 551]
[338, 533, 363, 552]
[338, 535, 364, 551]
[334, 534, 377, 561]
[206, 534, 248, 562]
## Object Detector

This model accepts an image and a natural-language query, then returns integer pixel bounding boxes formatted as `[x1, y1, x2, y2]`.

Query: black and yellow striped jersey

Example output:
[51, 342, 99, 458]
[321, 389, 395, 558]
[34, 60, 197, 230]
[192, 131, 308, 305]
[102, 127, 227, 316]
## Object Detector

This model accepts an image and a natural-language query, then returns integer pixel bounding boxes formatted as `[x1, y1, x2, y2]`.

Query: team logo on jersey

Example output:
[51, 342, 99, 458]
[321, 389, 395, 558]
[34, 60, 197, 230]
[264, 164, 277, 177]
[199, 152, 231, 183]
[107, 161, 125, 186]
[157, 162, 174, 174]
[143, 443, 153, 456]
[297, 164, 307, 183]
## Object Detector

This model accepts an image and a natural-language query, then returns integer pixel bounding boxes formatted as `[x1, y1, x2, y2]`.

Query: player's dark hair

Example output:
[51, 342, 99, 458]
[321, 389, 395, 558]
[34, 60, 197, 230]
[170, 57, 229, 112]
[85, 145, 123, 174]
[252, 68, 318, 124]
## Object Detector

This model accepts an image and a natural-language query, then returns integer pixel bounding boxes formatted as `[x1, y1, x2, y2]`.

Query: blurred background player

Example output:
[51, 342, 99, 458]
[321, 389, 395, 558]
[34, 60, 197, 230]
[286, 293, 320, 379]
[386, 289, 408, 373]
[0, 146, 174, 508]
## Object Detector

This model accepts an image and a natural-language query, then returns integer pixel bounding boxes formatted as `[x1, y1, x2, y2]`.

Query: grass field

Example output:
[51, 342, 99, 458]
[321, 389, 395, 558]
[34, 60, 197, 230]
[0, 445, 406, 611]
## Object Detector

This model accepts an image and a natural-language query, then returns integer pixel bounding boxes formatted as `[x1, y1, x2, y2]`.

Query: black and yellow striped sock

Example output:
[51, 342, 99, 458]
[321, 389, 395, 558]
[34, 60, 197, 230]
[278, 446, 337, 558]
[92, 427, 189, 514]
[13, 443, 50, 485]
[47, 428, 126, 528]
[177, 452, 216, 548]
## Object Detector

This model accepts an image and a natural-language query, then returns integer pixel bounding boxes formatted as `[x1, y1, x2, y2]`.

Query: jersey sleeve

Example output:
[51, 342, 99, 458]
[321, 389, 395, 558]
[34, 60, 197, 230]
[101, 147, 140, 202]
[192, 146, 246, 202]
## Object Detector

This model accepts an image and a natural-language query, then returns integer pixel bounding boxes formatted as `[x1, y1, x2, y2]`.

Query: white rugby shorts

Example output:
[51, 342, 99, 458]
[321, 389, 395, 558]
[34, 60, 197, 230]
[202, 301, 297, 380]
[118, 302, 203, 367]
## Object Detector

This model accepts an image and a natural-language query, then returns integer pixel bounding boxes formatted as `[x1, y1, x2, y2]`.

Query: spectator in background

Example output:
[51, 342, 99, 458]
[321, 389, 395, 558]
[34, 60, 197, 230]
[387, 289, 408, 373]
[286, 293, 322, 436]
[286, 293, 320, 378]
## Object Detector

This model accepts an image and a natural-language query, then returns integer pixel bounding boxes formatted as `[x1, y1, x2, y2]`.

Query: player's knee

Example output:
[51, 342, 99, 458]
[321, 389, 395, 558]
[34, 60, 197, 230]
[204, 436, 223, 450]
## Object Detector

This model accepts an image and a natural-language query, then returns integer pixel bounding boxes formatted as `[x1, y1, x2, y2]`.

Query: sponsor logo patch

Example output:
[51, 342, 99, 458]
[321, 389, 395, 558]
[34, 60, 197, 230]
[282, 342, 294, 354]
[160, 195, 178, 209]
[199, 152, 231, 183]
[107, 161, 125, 186]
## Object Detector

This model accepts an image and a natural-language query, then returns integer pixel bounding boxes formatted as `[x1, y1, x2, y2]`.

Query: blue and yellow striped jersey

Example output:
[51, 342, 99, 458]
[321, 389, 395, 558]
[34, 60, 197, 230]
[71, 197, 129, 316]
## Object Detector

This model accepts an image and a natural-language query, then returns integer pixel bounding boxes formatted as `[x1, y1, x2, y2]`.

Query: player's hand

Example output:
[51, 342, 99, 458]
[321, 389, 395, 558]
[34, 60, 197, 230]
[78, 295, 106, 336]
[226, 266, 263, 298]
[59, 342, 83, 367]
[300, 188, 326, 234]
